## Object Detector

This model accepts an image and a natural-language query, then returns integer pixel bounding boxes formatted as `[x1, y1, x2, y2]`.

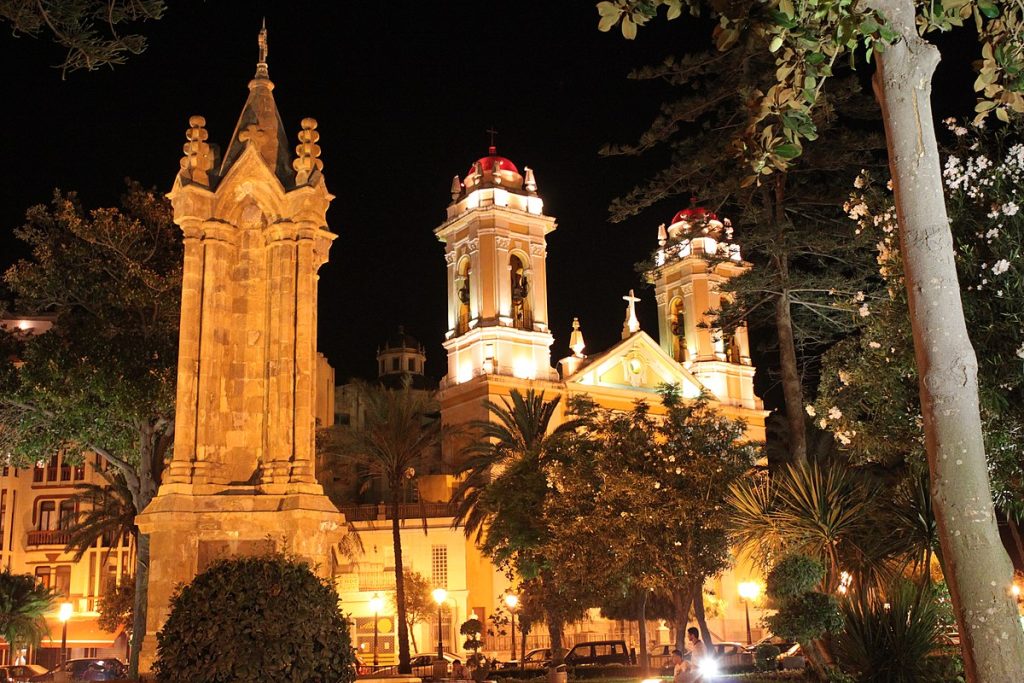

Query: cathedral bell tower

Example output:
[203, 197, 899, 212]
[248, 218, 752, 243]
[435, 146, 557, 385]
[647, 205, 759, 409]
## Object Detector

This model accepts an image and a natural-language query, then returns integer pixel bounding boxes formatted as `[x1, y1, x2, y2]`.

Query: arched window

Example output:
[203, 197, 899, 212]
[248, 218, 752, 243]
[509, 253, 531, 330]
[670, 297, 687, 362]
[456, 257, 472, 335]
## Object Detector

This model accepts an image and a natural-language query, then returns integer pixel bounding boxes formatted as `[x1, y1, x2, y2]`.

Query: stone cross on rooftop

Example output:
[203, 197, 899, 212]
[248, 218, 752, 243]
[622, 289, 641, 339]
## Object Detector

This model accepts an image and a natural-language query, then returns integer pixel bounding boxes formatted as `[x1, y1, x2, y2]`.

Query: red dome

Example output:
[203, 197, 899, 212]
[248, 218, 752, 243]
[468, 146, 519, 176]
[671, 206, 717, 225]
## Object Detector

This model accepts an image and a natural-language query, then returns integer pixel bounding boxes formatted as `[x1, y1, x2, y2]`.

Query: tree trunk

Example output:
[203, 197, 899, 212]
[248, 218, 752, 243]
[548, 619, 565, 666]
[1006, 516, 1024, 568]
[671, 587, 690, 653]
[691, 586, 713, 647]
[775, 290, 806, 466]
[392, 500, 412, 674]
[636, 592, 649, 674]
[868, 1, 1024, 680]
[409, 619, 419, 653]
[128, 533, 149, 679]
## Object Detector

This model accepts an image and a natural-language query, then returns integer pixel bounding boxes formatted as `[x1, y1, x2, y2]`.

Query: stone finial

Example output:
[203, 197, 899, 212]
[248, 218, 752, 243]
[524, 166, 538, 193]
[256, 19, 269, 79]
[491, 159, 502, 185]
[450, 175, 462, 202]
[293, 117, 323, 185]
[569, 317, 586, 357]
[180, 115, 215, 186]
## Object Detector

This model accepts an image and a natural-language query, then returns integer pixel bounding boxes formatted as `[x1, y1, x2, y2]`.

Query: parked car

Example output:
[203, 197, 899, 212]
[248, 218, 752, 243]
[28, 659, 127, 682]
[682, 641, 754, 673]
[0, 665, 47, 683]
[513, 648, 551, 670]
[562, 640, 633, 667]
[367, 652, 462, 679]
[746, 634, 800, 659]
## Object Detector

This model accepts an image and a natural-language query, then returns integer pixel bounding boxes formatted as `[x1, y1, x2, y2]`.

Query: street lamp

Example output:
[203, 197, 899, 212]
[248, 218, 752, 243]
[737, 582, 760, 645]
[368, 593, 385, 669]
[504, 594, 519, 663]
[432, 588, 448, 661]
[58, 602, 73, 664]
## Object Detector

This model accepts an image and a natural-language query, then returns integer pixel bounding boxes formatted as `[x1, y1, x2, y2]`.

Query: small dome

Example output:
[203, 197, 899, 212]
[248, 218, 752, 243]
[468, 146, 519, 176]
[382, 325, 423, 352]
[671, 206, 717, 226]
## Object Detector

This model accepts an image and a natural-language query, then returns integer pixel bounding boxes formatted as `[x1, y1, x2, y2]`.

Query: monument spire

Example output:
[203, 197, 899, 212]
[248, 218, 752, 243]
[256, 18, 269, 78]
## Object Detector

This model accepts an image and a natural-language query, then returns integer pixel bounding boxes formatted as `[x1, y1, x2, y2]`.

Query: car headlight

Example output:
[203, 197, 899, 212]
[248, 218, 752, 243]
[698, 658, 719, 678]
[641, 678, 662, 683]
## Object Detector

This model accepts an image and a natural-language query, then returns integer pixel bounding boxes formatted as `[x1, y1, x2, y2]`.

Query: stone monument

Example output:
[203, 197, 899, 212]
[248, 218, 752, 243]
[136, 25, 345, 669]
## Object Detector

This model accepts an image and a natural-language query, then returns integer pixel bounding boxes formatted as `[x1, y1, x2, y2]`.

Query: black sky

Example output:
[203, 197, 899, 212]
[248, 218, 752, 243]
[0, 1, 979, 407]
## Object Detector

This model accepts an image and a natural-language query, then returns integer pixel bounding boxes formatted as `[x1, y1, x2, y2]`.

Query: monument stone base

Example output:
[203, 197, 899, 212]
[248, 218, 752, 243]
[135, 489, 345, 673]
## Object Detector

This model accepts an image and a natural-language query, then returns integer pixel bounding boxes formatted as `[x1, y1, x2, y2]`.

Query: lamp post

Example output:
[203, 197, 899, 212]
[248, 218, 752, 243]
[58, 602, 73, 665]
[504, 594, 519, 663]
[737, 582, 760, 645]
[432, 588, 448, 661]
[368, 593, 384, 669]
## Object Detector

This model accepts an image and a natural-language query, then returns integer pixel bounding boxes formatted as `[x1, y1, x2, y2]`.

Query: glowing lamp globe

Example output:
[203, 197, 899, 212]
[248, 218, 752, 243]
[369, 594, 384, 614]
[738, 581, 760, 601]
[504, 594, 519, 609]
[58, 602, 73, 623]
[432, 588, 448, 605]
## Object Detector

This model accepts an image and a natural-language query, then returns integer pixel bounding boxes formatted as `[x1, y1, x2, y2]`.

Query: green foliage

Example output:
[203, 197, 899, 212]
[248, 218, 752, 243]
[595, 0, 1024, 170]
[0, 184, 179, 500]
[389, 569, 432, 650]
[754, 643, 782, 672]
[766, 591, 844, 643]
[0, 0, 166, 75]
[767, 555, 825, 599]
[461, 618, 484, 652]
[548, 392, 760, 604]
[815, 122, 1024, 517]
[63, 467, 137, 561]
[833, 582, 946, 682]
[97, 578, 134, 637]
[0, 568, 58, 650]
[154, 554, 356, 683]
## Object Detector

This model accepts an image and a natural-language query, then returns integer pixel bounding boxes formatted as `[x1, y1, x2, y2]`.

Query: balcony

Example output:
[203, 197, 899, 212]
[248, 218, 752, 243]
[338, 501, 458, 522]
[27, 529, 71, 547]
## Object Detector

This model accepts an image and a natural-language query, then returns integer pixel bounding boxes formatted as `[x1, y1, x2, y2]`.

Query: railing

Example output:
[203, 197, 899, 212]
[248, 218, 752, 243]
[339, 501, 458, 522]
[357, 571, 396, 591]
[27, 529, 71, 546]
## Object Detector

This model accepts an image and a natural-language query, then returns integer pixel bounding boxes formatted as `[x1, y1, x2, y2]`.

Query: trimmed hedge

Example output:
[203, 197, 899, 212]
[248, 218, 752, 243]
[154, 554, 356, 683]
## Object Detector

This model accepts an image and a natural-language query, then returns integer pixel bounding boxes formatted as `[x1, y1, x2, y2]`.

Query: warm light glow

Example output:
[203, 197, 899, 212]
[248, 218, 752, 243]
[1012, 584, 1021, 598]
[484, 343, 495, 360]
[456, 362, 474, 384]
[526, 196, 543, 215]
[837, 570, 853, 595]
[466, 190, 480, 209]
[504, 594, 519, 609]
[512, 357, 536, 380]
[432, 587, 448, 605]
[58, 602, 73, 623]
[697, 658, 719, 678]
[493, 188, 509, 207]
[738, 581, 760, 601]
[369, 594, 384, 614]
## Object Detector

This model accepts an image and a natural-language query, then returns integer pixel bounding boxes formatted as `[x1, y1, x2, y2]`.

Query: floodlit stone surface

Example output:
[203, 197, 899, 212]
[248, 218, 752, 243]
[137, 28, 344, 672]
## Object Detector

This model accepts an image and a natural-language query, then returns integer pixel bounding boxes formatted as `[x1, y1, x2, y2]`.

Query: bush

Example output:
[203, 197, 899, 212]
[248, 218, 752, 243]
[767, 591, 844, 643]
[767, 555, 825, 599]
[754, 644, 782, 672]
[154, 554, 356, 683]
[833, 581, 945, 683]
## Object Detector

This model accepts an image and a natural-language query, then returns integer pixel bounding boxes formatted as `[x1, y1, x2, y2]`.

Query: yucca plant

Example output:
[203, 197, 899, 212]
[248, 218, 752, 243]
[834, 581, 945, 683]
[0, 568, 58, 652]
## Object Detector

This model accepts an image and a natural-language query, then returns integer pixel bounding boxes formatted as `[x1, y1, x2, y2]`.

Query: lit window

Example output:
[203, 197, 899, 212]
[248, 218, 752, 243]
[431, 545, 448, 589]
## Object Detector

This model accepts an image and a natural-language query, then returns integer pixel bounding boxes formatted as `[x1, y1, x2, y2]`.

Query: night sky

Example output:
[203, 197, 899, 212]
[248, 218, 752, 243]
[0, 2, 978, 408]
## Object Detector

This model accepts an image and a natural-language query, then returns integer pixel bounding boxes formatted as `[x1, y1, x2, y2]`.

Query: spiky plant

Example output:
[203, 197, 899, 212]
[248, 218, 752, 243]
[0, 569, 58, 652]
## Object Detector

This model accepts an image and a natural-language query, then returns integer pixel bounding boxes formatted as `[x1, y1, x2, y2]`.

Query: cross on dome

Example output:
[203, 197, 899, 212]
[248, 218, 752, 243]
[622, 289, 641, 339]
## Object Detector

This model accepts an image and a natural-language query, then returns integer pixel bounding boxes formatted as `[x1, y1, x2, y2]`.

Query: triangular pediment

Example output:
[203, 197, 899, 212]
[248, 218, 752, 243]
[564, 331, 712, 400]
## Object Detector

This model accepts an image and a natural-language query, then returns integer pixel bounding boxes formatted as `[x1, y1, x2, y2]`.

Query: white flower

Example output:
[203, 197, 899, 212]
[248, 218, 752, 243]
[653, 481, 661, 490]
[869, 341, 882, 349]
[858, 304, 870, 318]
[839, 370, 850, 385]
[854, 175, 865, 189]
[836, 432, 852, 446]
[886, 179, 893, 190]
[954, 126, 968, 137]
[855, 291, 865, 302]
[986, 227, 1000, 239]
[992, 259, 1011, 275]
[828, 406, 843, 420]
[1003, 202, 1019, 216]
[1016, 343, 1024, 360]
[805, 405, 817, 417]
[819, 418, 828, 430]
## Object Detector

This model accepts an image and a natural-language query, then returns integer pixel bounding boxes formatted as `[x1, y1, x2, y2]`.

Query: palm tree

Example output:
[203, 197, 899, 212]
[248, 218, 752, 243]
[454, 389, 583, 663]
[63, 467, 137, 562]
[333, 382, 442, 675]
[0, 569, 58, 657]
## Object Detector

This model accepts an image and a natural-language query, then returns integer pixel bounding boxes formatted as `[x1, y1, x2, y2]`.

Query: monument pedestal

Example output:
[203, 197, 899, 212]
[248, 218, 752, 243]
[136, 489, 345, 672]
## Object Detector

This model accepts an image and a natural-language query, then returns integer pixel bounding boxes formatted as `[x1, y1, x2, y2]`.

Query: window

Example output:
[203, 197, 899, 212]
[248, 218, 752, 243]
[58, 500, 76, 530]
[54, 566, 71, 597]
[46, 456, 57, 482]
[407, 358, 416, 372]
[431, 545, 448, 589]
[38, 500, 55, 530]
[73, 466, 85, 481]
[0, 490, 6, 551]
[391, 357, 400, 371]
[35, 566, 50, 588]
